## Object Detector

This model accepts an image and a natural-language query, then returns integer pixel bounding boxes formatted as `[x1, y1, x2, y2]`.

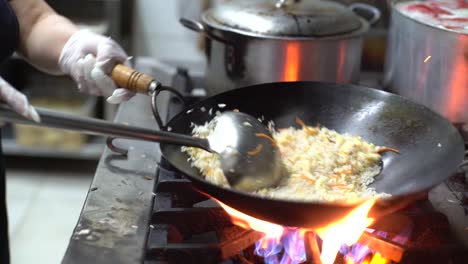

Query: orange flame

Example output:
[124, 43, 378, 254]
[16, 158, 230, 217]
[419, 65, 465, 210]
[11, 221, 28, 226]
[316, 199, 376, 264]
[217, 198, 379, 264]
[369, 253, 390, 264]
[217, 200, 284, 239]
[283, 42, 300, 81]
[445, 38, 468, 123]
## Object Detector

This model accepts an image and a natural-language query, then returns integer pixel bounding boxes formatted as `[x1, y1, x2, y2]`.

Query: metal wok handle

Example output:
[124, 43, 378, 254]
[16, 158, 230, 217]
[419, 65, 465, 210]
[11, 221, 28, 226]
[110, 64, 162, 95]
[349, 3, 381, 26]
[109, 64, 185, 122]
[0, 104, 209, 151]
[151, 86, 185, 130]
[107, 64, 186, 153]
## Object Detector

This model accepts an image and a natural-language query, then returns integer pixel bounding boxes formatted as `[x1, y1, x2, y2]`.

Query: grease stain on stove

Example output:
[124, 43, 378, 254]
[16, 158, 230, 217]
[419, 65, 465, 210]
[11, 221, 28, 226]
[71, 207, 142, 248]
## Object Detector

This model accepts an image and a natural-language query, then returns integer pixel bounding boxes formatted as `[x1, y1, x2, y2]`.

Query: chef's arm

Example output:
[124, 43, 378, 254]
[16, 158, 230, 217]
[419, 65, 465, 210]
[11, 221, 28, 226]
[10, 0, 78, 75]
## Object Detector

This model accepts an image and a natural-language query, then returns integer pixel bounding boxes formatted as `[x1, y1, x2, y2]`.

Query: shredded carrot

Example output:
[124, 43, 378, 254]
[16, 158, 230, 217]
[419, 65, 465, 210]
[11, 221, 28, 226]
[247, 144, 263, 156]
[330, 183, 353, 190]
[295, 117, 318, 135]
[255, 133, 276, 144]
[301, 174, 316, 183]
[295, 117, 307, 127]
[377, 147, 400, 154]
[329, 174, 340, 179]
[336, 167, 354, 175]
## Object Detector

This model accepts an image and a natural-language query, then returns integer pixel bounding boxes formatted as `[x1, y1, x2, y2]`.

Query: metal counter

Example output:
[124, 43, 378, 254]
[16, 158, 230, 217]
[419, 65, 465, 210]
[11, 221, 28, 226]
[62, 93, 166, 264]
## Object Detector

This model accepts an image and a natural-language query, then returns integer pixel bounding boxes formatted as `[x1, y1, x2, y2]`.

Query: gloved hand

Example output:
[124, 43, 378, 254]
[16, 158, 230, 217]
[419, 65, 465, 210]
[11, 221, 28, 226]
[59, 30, 135, 104]
[0, 76, 40, 122]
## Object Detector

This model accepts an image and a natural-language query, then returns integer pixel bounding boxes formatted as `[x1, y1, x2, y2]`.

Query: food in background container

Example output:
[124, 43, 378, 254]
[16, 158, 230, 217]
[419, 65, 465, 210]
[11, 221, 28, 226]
[397, 0, 468, 33]
[14, 96, 96, 150]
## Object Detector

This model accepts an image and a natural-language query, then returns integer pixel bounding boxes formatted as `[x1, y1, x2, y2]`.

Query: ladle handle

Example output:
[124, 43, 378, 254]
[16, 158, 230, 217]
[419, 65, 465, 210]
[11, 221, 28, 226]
[0, 104, 209, 151]
[110, 64, 162, 95]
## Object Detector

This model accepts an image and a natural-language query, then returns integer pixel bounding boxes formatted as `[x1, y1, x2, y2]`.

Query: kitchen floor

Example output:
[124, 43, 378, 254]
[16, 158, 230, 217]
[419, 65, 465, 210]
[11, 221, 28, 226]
[5, 158, 95, 264]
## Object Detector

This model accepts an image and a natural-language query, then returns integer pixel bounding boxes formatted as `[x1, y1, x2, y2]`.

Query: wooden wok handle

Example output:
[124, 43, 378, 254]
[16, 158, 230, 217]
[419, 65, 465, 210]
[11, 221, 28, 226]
[110, 64, 158, 94]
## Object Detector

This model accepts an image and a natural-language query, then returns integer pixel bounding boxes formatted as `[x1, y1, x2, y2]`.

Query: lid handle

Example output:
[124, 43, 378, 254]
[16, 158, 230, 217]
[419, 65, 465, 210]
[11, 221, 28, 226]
[349, 3, 381, 25]
[276, 0, 300, 8]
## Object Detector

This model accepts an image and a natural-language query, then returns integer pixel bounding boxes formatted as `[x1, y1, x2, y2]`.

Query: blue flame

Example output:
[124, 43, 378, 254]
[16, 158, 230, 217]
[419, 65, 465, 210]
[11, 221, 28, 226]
[339, 226, 413, 263]
[254, 228, 307, 264]
[254, 224, 413, 264]
[282, 229, 306, 263]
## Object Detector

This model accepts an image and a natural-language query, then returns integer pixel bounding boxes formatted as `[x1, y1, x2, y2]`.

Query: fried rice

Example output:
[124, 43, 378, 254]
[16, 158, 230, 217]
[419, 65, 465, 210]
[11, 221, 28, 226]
[181, 115, 395, 202]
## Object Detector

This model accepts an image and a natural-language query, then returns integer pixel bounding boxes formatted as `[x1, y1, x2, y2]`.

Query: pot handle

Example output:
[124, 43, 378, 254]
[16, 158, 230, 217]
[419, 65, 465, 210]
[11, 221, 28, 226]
[349, 3, 381, 26]
[179, 18, 205, 33]
[179, 18, 232, 45]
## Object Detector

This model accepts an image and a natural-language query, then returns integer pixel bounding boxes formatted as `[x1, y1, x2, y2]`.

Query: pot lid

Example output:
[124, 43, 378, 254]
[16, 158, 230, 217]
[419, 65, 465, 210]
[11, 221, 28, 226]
[203, 0, 364, 38]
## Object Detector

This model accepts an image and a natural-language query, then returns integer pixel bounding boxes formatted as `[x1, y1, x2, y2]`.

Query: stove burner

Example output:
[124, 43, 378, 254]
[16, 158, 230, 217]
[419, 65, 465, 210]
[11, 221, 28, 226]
[145, 162, 264, 264]
[146, 160, 468, 264]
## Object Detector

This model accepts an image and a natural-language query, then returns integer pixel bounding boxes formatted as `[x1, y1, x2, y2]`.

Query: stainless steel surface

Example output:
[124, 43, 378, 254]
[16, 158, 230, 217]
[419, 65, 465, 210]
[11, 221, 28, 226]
[429, 182, 468, 248]
[213, 111, 283, 191]
[203, 0, 366, 37]
[383, 1, 468, 138]
[62, 94, 159, 264]
[203, 35, 364, 95]
[0, 104, 210, 150]
[181, 0, 381, 95]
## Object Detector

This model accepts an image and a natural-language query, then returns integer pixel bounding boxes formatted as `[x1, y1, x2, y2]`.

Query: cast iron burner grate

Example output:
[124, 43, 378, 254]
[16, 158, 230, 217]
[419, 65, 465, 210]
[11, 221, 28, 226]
[144, 159, 468, 264]
[144, 159, 264, 264]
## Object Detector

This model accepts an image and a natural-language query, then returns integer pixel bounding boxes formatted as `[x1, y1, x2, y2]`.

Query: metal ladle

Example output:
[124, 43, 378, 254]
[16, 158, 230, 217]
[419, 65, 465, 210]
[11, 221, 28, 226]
[0, 103, 283, 192]
[111, 64, 285, 190]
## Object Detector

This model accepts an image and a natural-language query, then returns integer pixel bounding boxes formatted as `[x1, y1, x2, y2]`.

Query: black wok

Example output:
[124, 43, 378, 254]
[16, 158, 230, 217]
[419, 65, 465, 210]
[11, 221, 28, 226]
[159, 81, 464, 228]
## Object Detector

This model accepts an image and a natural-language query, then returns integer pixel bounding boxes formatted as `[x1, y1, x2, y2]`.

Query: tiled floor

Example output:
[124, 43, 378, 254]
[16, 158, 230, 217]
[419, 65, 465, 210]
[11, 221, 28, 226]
[5, 162, 94, 264]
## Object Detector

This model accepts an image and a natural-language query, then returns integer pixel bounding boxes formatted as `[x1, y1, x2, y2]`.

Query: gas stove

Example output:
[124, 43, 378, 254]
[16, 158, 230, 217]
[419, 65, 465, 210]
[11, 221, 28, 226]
[63, 57, 468, 264]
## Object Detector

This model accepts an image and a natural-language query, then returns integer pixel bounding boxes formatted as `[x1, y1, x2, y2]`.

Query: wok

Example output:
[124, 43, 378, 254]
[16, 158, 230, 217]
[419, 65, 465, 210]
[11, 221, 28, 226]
[159, 81, 465, 228]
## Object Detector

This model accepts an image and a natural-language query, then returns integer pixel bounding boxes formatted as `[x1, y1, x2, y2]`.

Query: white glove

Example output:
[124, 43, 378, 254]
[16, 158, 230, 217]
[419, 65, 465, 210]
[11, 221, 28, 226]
[0, 77, 40, 122]
[59, 30, 135, 104]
